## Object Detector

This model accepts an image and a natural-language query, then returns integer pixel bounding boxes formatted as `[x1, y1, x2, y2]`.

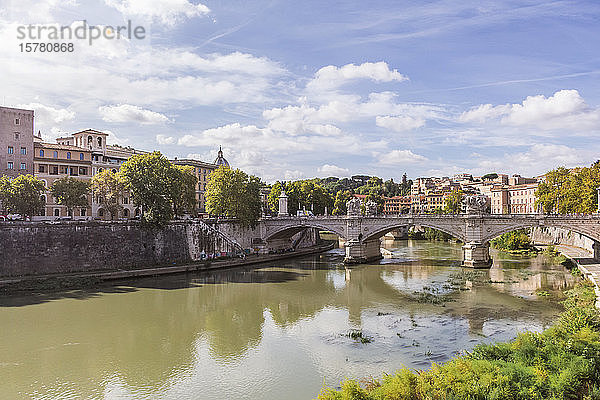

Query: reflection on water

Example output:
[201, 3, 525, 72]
[0, 240, 576, 400]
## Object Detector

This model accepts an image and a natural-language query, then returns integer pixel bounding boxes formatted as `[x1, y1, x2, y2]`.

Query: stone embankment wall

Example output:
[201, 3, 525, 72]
[530, 226, 595, 253]
[0, 221, 320, 278]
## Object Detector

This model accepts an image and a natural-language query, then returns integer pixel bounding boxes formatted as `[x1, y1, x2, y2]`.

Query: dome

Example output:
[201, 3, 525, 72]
[214, 146, 230, 167]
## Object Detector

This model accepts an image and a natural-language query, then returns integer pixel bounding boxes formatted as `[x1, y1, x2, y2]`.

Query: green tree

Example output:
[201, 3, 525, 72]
[481, 173, 498, 181]
[168, 165, 198, 217]
[91, 170, 124, 220]
[443, 190, 463, 214]
[0, 174, 46, 218]
[535, 167, 572, 213]
[268, 180, 333, 215]
[119, 151, 176, 225]
[50, 176, 90, 216]
[490, 229, 532, 251]
[205, 166, 262, 227]
[332, 190, 352, 215]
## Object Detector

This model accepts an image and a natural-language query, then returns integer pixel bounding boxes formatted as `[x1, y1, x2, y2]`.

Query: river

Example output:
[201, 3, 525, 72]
[0, 239, 577, 400]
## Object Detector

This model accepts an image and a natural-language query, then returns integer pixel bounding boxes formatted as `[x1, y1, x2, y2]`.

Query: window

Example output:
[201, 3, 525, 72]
[20, 147, 26, 155]
[99, 209, 104, 217]
[7, 162, 13, 169]
[123, 197, 129, 204]
[80, 153, 84, 160]
[51, 166, 58, 175]
[7, 146, 13, 154]
[14, 133, 19, 140]
[15, 118, 20, 125]
[54, 209, 60, 217]
[123, 209, 129, 217]
[79, 167, 87, 175]
[81, 208, 86, 216]
[38, 165, 45, 173]
[53, 151, 58, 158]
[20, 163, 26, 170]
[69, 167, 77, 176]
[98, 137, 102, 147]
[66, 152, 71, 159]
[40, 149, 44, 157]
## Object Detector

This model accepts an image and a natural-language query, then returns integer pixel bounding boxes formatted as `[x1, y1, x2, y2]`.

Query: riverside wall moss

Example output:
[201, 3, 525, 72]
[317, 280, 600, 400]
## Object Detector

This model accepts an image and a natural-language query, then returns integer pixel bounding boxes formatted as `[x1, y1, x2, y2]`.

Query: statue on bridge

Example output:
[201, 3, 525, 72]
[365, 200, 378, 216]
[463, 195, 489, 214]
[346, 197, 362, 216]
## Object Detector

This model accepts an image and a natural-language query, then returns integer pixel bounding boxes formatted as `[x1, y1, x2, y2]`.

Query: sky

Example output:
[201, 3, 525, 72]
[1, 0, 600, 182]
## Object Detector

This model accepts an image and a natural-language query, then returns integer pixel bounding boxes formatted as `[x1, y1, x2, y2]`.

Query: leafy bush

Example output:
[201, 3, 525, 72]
[317, 281, 600, 400]
[490, 230, 533, 251]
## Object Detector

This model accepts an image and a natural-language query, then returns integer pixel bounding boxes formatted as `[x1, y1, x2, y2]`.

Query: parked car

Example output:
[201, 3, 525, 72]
[6, 214, 23, 221]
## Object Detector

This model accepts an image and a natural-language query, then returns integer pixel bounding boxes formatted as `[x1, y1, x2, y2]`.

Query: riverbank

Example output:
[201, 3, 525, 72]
[0, 243, 335, 293]
[549, 244, 600, 310]
[317, 279, 600, 400]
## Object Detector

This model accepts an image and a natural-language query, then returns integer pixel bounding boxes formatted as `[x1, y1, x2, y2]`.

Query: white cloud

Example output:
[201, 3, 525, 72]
[104, 0, 209, 25]
[307, 62, 408, 92]
[375, 115, 425, 132]
[459, 90, 600, 131]
[156, 134, 176, 144]
[100, 104, 171, 124]
[378, 149, 427, 165]
[318, 164, 350, 176]
[459, 103, 511, 123]
[17, 102, 75, 125]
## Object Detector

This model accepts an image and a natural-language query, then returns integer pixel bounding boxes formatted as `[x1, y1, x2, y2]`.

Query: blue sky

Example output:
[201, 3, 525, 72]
[1, 0, 600, 181]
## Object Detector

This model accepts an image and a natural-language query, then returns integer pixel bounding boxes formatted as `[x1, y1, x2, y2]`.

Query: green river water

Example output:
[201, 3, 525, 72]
[0, 240, 577, 399]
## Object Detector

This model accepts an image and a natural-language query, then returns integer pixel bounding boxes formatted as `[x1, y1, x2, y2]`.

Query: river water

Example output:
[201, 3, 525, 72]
[0, 240, 577, 400]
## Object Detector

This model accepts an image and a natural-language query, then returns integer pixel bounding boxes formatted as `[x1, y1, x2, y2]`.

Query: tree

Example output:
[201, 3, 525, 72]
[268, 180, 333, 215]
[119, 151, 176, 225]
[205, 166, 262, 227]
[168, 165, 198, 217]
[443, 190, 463, 214]
[50, 176, 90, 216]
[332, 190, 352, 215]
[0, 174, 46, 218]
[490, 229, 532, 251]
[481, 173, 498, 181]
[91, 170, 124, 220]
[535, 167, 572, 213]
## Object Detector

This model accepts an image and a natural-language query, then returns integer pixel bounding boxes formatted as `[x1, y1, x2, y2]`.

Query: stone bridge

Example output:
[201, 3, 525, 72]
[258, 214, 600, 267]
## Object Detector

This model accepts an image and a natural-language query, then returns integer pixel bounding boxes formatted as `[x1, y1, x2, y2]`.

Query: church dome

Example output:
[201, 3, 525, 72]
[214, 146, 230, 167]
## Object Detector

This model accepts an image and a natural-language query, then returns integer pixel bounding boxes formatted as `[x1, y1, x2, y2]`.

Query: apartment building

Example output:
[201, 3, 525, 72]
[383, 195, 411, 214]
[33, 139, 93, 218]
[491, 183, 539, 214]
[172, 158, 218, 214]
[1, 106, 34, 178]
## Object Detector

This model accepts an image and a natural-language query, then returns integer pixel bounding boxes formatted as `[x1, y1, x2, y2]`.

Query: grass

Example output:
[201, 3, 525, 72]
[317, 280, 600, 400]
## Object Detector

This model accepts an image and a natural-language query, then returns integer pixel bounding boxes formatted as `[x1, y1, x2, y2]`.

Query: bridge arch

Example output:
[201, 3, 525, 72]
[363, 222, 466, 243]
[264, 222, 347, 242]
[481, 221, 600, 245]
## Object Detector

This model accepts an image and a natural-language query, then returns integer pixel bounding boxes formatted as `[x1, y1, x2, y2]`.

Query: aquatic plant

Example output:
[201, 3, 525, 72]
[345, 330, 373, 344]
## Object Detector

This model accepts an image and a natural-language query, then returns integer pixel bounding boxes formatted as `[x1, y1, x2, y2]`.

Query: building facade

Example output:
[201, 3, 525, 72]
[172, 158, 218, 214]
[491, 183, 539, 214]
[55, 129, 147, 219]
[33, 139, 93, 218]
[1, 106, 34, 178]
